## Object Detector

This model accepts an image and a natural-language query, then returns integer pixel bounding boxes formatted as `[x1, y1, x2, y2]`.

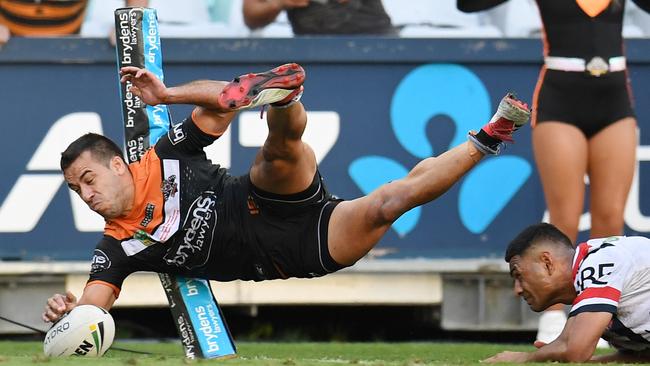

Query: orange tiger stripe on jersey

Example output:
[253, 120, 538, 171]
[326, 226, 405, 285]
[86, 280, 121, 298]
[0, 15, 83, 35]
[0, 0, 87, 36]
[105, 148, 165, 240]
[0, 0, 86, 19]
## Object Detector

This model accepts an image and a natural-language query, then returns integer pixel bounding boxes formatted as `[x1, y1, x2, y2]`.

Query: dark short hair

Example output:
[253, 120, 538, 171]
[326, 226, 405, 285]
[505, 223, 573, 262]
[60, 133, 124, 172]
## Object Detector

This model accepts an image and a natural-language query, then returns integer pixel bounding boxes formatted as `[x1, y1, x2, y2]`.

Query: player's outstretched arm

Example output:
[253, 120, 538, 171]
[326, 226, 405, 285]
[120, 66, 229, 110]
[483, 312, 612, 363]
[119, 66, 234, 136]
[42, 284, 116, 323]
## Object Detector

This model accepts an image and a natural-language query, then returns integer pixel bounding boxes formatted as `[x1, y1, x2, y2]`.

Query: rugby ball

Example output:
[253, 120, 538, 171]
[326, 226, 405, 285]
[43, 305, 115, 357]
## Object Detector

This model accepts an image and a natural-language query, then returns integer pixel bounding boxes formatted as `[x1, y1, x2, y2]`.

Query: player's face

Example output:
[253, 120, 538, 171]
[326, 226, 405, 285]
[64, 151, 129, 219]
[509, 253, 555, 312]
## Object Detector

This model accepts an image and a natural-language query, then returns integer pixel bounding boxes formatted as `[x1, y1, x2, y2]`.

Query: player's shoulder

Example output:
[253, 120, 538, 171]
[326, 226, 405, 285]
[154, 115, 220, 159]
[96, 235, 119, 248]
[90, 236, 125, 274]
[578, 236, 644, 266]
[585, 235, 649, 252]
[123, 146, 162, 181]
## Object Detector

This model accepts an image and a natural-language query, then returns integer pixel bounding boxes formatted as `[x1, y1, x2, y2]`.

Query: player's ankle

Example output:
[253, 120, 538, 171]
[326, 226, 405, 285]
[468, 130, 502, 155]
[476, 129, 502, 148]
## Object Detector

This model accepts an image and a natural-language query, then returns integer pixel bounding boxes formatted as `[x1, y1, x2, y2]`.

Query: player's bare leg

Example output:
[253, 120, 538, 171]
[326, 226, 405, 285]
[588, 117, 636, 238]
[328, 94, 531, 265]
[250, 100, 318, 194]
[215, 63, 314, 194]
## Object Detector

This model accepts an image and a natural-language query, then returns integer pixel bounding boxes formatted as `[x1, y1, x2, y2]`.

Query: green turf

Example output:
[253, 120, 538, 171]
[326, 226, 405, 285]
[0, 341, 612, 365]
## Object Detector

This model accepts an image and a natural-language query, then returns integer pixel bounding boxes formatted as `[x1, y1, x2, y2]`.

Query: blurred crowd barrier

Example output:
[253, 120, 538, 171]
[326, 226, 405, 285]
[78, 0, 650, 39]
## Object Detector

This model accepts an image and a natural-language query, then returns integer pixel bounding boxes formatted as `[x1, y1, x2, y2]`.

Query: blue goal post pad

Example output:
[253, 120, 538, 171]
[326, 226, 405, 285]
[160, 274, 237, 359]
[114, 7, 236, 359]
[114, 7, 170, 163]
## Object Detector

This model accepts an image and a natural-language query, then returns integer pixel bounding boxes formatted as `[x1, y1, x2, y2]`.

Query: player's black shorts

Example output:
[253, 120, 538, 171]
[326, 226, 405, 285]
[534, 69, 635, 138]
[215, 171, 347, 281]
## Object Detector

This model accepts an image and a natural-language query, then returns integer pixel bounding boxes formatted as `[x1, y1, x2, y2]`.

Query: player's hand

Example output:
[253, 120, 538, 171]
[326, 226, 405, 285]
[42, 291, 78, 323]
[482, 351, 530, 363]
[119, 66, 169, 106]
[533, 340, 547, 348]
[0, 24, 10, 46]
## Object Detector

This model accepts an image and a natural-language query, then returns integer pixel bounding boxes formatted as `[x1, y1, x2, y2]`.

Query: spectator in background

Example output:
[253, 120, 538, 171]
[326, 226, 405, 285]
[458, 0, 650, 347]
[0, 0, 148, 46]
[243, 0, 397, 35]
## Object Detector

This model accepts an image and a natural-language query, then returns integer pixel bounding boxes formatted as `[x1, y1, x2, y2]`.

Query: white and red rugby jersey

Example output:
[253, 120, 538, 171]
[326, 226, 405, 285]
[571, 236, 650, 352]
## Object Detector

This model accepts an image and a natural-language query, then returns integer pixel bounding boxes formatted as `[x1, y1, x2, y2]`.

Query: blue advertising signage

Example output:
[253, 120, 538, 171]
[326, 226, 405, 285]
[1, 38, 650, 261]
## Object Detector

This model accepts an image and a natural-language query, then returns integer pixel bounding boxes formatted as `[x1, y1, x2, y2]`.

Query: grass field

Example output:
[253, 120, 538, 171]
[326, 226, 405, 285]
[0, 341, 610, 365]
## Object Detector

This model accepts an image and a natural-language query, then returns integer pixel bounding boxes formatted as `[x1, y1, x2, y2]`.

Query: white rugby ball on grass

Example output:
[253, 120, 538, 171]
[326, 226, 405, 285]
[43, 305, 115, 357]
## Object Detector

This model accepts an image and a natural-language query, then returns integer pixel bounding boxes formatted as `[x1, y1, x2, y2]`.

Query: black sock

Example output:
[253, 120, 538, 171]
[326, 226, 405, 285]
[475, 129, 502, 150]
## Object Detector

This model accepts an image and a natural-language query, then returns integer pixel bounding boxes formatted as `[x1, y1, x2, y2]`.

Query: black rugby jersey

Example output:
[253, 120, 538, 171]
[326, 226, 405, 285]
[88, 117, 260, 297]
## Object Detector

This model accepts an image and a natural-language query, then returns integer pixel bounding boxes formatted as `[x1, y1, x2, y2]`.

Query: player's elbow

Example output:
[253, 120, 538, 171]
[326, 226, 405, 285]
[367, 181, 414, 225]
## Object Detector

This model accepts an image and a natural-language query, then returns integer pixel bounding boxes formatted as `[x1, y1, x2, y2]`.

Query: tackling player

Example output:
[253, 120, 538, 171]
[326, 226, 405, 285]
[485, 223, 650, 363]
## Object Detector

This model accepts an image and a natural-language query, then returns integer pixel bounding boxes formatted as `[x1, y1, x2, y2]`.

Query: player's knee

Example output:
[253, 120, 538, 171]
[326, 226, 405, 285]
[261, 143, 293, 163]
[591, 208, 625, 232]
[366, 182, 412, 225]
[261, 139, 308, 162]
